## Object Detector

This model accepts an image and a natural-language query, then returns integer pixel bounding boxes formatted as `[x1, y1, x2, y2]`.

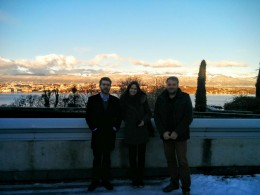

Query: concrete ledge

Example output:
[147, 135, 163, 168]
[1, 118, 260, 140]
[0, 118, 260, 182]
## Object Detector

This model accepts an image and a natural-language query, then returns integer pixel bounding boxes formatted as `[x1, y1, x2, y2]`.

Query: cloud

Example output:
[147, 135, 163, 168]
[0, 57, 14, 69]
[130, 58, 183, 68]
[87, 53, 121, 67]
[1, 54, 184, 77]
[0, 54, 79, 75]
[16, 66, 33, 74]
[1, 54, 251, 78]
[1, 54, 78, 69]
[0, 54, 124, 76]
[0, 54, 194, 77]
[34, 54, 78, 69]
[208, 60, 248, 67]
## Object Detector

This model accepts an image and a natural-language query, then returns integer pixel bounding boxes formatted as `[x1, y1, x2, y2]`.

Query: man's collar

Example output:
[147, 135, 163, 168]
[163, 88, 181, 98]
[100, 92, 110, 101]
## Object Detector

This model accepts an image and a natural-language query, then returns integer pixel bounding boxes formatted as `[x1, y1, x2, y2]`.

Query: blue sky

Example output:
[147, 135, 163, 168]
[0, 0, 260, 78]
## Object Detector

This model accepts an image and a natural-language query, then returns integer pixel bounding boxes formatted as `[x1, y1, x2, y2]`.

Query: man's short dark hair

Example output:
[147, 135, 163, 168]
[166, 76, 179, 84]
[99, 77, 112, 86]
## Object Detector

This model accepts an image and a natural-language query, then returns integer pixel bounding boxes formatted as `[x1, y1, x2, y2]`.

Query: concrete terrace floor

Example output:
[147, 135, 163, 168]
[1, 174, 260, 195]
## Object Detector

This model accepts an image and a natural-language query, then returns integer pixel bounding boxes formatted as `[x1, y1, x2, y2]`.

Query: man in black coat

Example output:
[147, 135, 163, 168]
[154, 76, 193, 195]
[85, 77, 121, 192]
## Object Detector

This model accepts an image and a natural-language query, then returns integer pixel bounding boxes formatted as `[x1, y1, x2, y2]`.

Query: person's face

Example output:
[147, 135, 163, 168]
[166, 79, 179, 94]
[129, 84, 138, 96]
[100, 80, 111, 95]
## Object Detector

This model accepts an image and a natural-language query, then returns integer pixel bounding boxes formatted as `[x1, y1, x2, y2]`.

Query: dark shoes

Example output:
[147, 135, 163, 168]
[162, 182, 190, 195]
[162, 182, 179, 192]
[139, 180, 144, 188]
[132, 180, 139, 188]
[132, 180, 145, 188]
[88, 180, 114, 191]
[102, 180, 114, 191]
[88, 180, 99, 191]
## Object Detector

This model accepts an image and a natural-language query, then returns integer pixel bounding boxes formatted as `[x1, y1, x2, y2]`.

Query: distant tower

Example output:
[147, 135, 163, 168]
[256, 62, 260, 98]
[195, 60, 207, 111]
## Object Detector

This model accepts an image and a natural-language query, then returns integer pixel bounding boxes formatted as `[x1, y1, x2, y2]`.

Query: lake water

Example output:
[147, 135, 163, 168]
[0, 93, 43, 106]
[0, 93, 249, 107]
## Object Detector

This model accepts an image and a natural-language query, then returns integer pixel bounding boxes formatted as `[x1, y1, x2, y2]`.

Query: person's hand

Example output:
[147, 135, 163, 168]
[163, 131, 171, 140]
[138, 120, 145, 127]
[113, 127, 117, 132]
[170, 132, 178, 140]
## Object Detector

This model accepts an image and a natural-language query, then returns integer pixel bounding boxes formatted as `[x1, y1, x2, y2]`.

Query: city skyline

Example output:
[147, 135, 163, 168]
[1, 0, 260, 80]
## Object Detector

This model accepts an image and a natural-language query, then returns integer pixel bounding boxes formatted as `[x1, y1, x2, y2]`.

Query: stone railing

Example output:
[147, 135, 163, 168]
[0, 118, 260, 181]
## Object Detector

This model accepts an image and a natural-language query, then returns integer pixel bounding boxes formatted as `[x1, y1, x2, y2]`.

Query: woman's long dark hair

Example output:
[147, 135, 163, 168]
[120, 81, 145, 104]
[122, 81, 144, 97]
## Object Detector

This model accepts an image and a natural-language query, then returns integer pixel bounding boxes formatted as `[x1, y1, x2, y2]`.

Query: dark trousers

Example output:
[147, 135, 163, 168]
[92, 149, 111, 181]
[163, 140, 191, 192]
[128, 143, 146, 181]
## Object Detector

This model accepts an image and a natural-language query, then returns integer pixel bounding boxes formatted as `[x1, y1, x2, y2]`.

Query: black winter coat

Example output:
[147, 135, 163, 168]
[85, 93, 122, 151]
[120, 93, 152, 144]
[154, 88, 193, 141]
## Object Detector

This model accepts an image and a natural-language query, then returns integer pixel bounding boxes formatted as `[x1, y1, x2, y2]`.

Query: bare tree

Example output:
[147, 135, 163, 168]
[146, 77, 166, 110]
[61, 96, 70, 107]
[119, 76, 143, 94]
[11, 94, 42, 107]
[42, 89, 52, 108]
[52, 88, 59, 107]
[86, 83, 96, 95]
[11, 95, 27, 107]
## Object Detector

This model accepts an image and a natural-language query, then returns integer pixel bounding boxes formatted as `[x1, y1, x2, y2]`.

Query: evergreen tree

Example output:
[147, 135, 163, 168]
[256, 63, 260, 99]
[195, 60, 207, 111]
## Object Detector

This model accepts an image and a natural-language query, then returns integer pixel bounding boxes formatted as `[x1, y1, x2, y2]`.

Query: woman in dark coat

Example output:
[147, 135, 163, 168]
[120, 81, 152, 187]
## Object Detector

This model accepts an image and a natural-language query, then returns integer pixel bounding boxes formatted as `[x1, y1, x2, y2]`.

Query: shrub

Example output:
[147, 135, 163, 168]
[147, 86, 165, 110]
[224, 95, 260, 112]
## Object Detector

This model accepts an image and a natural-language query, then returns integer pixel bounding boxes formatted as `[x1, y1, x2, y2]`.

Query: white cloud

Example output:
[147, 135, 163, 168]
[1, 54, 184, 76]
[208, 60, 248, 67]
[88, 53, 121, 66]
[0, 57, 14, 69]
[0, 55, 195, 77]
[35, 54, 78, 69]
[0, 54, 78, 69]
[0, 54, 79, 75]
[17, 66, 33, 74]
[0, 54, 253, 78]
[130, 58, 183, 68]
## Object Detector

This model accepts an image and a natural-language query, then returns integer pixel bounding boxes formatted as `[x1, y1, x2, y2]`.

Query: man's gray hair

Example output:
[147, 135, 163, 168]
[166, 76, 179, 84]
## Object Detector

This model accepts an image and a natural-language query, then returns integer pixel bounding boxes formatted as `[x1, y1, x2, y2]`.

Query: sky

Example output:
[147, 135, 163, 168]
[0, 0, 260, 79]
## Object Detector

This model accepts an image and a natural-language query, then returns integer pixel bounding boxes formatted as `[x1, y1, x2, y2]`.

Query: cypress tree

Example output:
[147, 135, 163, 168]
[195, 60, 207, 111]
[256, 63, 260, 99]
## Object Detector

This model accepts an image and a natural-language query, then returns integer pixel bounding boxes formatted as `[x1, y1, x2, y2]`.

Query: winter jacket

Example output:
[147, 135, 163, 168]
[154, 88, 193, 141]
[120, 92, 152, 144]
[85, 93, 122, 151]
